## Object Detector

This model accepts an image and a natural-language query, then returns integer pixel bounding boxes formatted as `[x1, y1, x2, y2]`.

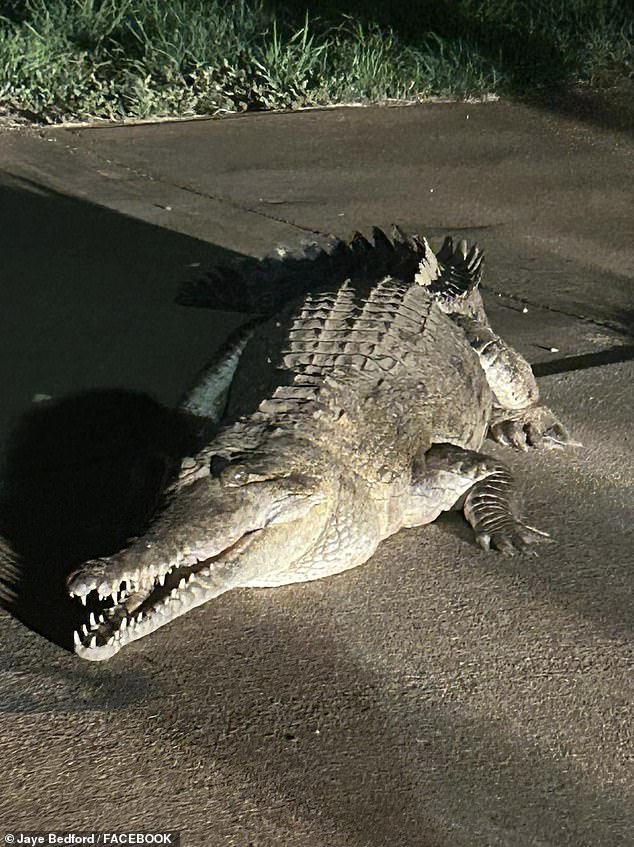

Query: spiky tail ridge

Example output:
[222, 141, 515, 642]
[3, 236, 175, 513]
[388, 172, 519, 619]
[177, 226, 483, 316]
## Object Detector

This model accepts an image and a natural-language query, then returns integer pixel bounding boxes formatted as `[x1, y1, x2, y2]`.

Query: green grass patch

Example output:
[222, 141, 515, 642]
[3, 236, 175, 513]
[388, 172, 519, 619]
[0, 0, 632, 123]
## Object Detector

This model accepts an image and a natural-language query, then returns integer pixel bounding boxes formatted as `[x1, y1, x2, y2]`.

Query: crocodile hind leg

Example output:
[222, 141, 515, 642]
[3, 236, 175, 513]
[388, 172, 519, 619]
[403, 444, 551, 554]
[451, 314, 572, 450]
[489, 404, 572, 451]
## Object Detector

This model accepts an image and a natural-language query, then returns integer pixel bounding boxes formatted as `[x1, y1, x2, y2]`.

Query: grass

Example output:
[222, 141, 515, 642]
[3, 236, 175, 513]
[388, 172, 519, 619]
[0, 0, 632, 123]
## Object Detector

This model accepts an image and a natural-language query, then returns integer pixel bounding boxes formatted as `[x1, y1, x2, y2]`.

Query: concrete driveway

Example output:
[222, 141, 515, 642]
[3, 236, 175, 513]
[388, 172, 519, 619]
[0, 102, 632, 846]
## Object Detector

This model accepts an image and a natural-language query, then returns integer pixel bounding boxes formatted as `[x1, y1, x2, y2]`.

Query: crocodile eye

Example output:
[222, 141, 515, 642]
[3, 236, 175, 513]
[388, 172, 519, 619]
[220, 463, 250, 487]
[209, 454, 231, 477]
[219, 462, 271, 487]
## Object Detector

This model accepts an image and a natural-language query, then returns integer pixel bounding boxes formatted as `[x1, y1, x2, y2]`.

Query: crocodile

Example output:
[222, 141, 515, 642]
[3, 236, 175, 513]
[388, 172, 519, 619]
[67, 227, 572, 661]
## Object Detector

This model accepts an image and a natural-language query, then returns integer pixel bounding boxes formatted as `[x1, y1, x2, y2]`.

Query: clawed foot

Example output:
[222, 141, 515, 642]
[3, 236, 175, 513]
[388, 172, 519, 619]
[489, 405, 578, 451]
[476, 520, 553, 556]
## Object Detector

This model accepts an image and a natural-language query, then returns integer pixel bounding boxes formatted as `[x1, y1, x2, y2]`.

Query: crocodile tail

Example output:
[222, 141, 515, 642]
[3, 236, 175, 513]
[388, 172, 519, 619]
[176, 263, 251, 311]
[0, 535, 20, 604]
[177, 226, 438, 316]
[177, 234, 344, 314]
[429, 236, 484, 297]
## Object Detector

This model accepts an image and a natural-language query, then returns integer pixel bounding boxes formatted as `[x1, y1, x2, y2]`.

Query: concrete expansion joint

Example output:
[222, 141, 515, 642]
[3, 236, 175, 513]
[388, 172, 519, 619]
[61, 131, 634, 382]
[164, 179, 324, 236]
[481, 284, 632, 337]
[68, 133, 324, 236]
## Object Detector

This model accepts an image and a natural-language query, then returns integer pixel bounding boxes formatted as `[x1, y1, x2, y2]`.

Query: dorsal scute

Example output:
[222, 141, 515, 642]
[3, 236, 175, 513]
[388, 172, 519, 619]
[277, 270, 436, 402]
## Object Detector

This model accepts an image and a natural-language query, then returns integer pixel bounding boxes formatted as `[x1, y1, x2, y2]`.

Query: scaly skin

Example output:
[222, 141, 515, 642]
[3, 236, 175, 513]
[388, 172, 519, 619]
[67, 229, 572, 660]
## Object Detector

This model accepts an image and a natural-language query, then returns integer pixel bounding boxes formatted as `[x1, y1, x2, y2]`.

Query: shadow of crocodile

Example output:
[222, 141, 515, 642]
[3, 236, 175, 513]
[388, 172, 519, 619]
[0, 176, 245, 650]
[0, 388, 188, 652]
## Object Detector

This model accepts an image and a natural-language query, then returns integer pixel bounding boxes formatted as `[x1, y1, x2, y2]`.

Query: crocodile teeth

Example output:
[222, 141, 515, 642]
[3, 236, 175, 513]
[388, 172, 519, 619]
[80, 595, 87, 606]
[178, 578, 186, 590]
[158, 574, 166, 586]
[73, 631, 81, 646]
[89, 612, 97, 627]
[120, 618, 127, 631]
[90, 635, 97, 648]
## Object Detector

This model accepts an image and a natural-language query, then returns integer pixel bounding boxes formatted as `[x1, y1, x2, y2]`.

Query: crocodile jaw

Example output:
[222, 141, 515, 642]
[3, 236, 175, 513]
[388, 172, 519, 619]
[67, 473, 325, 661]
[70, 530, 263, 661]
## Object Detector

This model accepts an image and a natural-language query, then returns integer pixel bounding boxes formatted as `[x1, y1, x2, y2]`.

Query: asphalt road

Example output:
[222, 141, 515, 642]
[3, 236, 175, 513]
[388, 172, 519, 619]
[0, 101, 632, 847]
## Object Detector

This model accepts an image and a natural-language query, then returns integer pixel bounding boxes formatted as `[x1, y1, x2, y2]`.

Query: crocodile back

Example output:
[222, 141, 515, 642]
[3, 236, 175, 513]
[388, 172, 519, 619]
[219, 272, 492, 484]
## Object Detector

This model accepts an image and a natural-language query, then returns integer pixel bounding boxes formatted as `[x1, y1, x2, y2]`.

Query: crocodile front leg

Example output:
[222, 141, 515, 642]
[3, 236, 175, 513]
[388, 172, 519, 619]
[403, 444, 551, 554]
[452, 315, 571, 450]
